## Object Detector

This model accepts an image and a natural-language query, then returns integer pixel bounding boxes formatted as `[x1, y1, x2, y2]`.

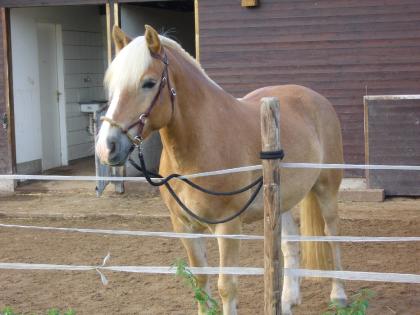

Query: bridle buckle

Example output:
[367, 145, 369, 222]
[139, 113, 148, 124]
[133, 135, 143, 148]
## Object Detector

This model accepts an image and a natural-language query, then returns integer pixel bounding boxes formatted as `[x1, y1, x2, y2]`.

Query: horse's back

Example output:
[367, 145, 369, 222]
[242, 84, 336, 121]
[242, 84, 343, 164]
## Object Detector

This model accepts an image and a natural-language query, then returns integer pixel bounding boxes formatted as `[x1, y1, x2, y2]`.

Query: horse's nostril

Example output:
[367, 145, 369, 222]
[107, 138, 118, 155]
[109, 141, 116, 153]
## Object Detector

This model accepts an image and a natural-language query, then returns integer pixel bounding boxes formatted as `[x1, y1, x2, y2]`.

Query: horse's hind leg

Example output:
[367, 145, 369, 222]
[314, 171, 347, 304]
[171, 217, 210, 315]
[281, 210, 301, 315]
[214, 221, 241, 315]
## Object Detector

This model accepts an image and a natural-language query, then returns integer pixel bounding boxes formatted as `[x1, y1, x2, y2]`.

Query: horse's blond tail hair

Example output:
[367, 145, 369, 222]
[300, 191, 334, 270]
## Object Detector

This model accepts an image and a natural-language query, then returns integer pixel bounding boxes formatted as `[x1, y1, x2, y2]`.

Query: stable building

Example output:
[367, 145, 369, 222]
[0, 0, 419, 196]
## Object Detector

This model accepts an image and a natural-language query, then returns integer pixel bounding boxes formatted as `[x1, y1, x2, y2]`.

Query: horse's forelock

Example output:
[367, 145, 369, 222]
[104, 34, 220, 96]
[104, 36, 153, 94]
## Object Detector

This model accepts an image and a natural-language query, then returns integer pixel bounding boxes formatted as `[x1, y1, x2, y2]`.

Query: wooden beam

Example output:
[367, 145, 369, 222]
[194, 0, 200, 62]
[363, 96, 370, 183]
[241, 0, 259, 8]
[1, 8, 15, 174]
[106, 0, 117, 65]
[113, 1, 119, 29]
[105, 0, 124, 193]
[260, 97, 282, 314]
[0, 0, 106, 7]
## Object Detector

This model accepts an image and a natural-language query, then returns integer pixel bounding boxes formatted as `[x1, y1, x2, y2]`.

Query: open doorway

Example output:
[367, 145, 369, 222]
[120, 1, 195, 56]
[120, 1, 196, 175]
[7, 1, 196, 191]
[10, 5, 108, 178]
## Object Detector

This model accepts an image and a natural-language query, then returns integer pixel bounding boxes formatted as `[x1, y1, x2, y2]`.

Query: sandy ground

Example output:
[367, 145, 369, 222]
[0, 183, 419, 314]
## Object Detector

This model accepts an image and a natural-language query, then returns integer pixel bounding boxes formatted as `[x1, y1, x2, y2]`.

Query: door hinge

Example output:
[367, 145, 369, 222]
[1, 112, 7, 130]
[57, 90, 62, 103]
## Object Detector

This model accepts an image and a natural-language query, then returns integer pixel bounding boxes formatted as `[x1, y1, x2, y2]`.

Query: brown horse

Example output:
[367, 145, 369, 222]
[96, 25, 347, 315]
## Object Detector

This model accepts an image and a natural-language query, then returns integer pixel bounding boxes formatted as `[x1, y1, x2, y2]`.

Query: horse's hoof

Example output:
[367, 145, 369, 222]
[281, 309, 293, 315]
[292, 296, 302, 306]
[281, 303, 293, 315]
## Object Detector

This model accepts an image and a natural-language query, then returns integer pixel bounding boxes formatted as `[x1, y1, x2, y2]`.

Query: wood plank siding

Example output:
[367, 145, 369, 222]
[0, 8, 12, 175]
[198, 0, 420, 176]
[0, 0, 105, 6]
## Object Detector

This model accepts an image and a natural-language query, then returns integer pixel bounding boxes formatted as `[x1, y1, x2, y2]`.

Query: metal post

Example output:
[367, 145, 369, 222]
[260, 97, 283, 314]
[94, 107, 109, 196]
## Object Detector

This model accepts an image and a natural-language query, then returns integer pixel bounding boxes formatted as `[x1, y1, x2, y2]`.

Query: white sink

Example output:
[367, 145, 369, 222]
[79, 101, 107, 113]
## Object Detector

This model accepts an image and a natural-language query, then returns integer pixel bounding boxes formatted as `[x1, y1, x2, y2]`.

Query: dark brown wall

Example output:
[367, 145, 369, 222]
[198, 0, 420, 176]
[0, 8, 12, 175]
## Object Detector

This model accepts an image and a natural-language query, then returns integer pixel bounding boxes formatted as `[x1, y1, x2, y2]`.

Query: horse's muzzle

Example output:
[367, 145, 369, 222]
[96, 127, 132, 166]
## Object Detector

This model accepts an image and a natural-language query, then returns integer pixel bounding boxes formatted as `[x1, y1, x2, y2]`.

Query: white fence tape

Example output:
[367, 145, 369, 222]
[1, 223, 420, 243]
[0, 223, 262, 240]
[0, 165, 262, 182]
[1, 261, 420, 284]
[281, 162, 420, 171]
[364, 94, 420, 101]
[0, 162, 420, 182]
[1, 161, 420, 288]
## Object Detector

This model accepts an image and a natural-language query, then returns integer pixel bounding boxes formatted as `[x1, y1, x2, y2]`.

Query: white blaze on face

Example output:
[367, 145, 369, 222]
[96, 90, 121, 162]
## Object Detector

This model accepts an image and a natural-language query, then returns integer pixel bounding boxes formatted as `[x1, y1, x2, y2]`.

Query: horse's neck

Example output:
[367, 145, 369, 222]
[159, 51, 251, 172]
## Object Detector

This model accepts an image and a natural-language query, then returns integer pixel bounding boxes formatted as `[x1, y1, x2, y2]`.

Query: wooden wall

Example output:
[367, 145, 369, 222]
[0, 8, 12, 175]
[198, 0, 420, 176]
[1, 0, 420, 178]
[0, 0, 105, 6]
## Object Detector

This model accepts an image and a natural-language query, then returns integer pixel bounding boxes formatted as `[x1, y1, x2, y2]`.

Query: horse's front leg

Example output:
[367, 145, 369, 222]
[171, 217, 210, 315]
[214, 221, 241, 315]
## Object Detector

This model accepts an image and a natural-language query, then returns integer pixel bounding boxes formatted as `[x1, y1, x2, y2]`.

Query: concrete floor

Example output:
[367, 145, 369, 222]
[16, 157, 155, 196]
[16, 157, 96, 193]
[340, 178, 367, 190]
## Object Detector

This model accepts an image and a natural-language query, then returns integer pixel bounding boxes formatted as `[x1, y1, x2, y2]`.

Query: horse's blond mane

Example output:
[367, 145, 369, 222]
[104, 35, 217, 94]
[104, 36, 151, 94]
[160, 37, 212, 80]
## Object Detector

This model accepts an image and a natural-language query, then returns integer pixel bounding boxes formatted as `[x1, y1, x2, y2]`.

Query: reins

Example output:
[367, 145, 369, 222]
[101, 49, 284, 224]
[128, 146, 264, 225]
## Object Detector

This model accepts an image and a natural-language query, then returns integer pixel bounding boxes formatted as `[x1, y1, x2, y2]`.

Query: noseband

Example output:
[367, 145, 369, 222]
[101, 49, 176, 146]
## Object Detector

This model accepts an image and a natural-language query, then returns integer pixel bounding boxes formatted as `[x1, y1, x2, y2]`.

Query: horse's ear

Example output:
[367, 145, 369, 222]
[113, 25, 132, 53]
[144, 25, 162, 54]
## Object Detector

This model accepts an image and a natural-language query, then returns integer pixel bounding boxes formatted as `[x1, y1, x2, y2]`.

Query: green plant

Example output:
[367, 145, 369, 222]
[173, 259, 221, 315]
[0, 307, 75, 315]
[1, 307, 16, 315]
[46, 309, 75, 315]
[323, 288, 375, 315]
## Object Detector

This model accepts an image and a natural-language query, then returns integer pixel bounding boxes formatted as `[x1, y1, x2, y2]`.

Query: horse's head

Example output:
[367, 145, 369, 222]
[96, 25, 176, 166]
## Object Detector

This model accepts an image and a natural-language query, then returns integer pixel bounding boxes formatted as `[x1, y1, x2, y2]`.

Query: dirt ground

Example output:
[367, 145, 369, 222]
[0, 182, 419, 315]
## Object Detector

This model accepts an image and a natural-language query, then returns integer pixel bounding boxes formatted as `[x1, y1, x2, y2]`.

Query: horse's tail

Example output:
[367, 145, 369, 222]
[300, 190, 334, 270]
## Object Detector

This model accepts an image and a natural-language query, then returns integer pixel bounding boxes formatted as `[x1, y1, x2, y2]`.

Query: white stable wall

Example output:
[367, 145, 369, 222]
[11, 6, 106, 169]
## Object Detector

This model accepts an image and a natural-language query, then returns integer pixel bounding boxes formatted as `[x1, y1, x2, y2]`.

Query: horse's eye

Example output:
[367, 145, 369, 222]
[142, 80, 156, 89]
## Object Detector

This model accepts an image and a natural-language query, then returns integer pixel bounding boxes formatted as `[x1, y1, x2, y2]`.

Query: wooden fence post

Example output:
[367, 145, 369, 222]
[260, 97, 283, 314]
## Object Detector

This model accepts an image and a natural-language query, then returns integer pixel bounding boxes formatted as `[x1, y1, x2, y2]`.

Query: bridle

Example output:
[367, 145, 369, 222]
[97, 47, 283, 225]
[101, 49, 176, 146]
